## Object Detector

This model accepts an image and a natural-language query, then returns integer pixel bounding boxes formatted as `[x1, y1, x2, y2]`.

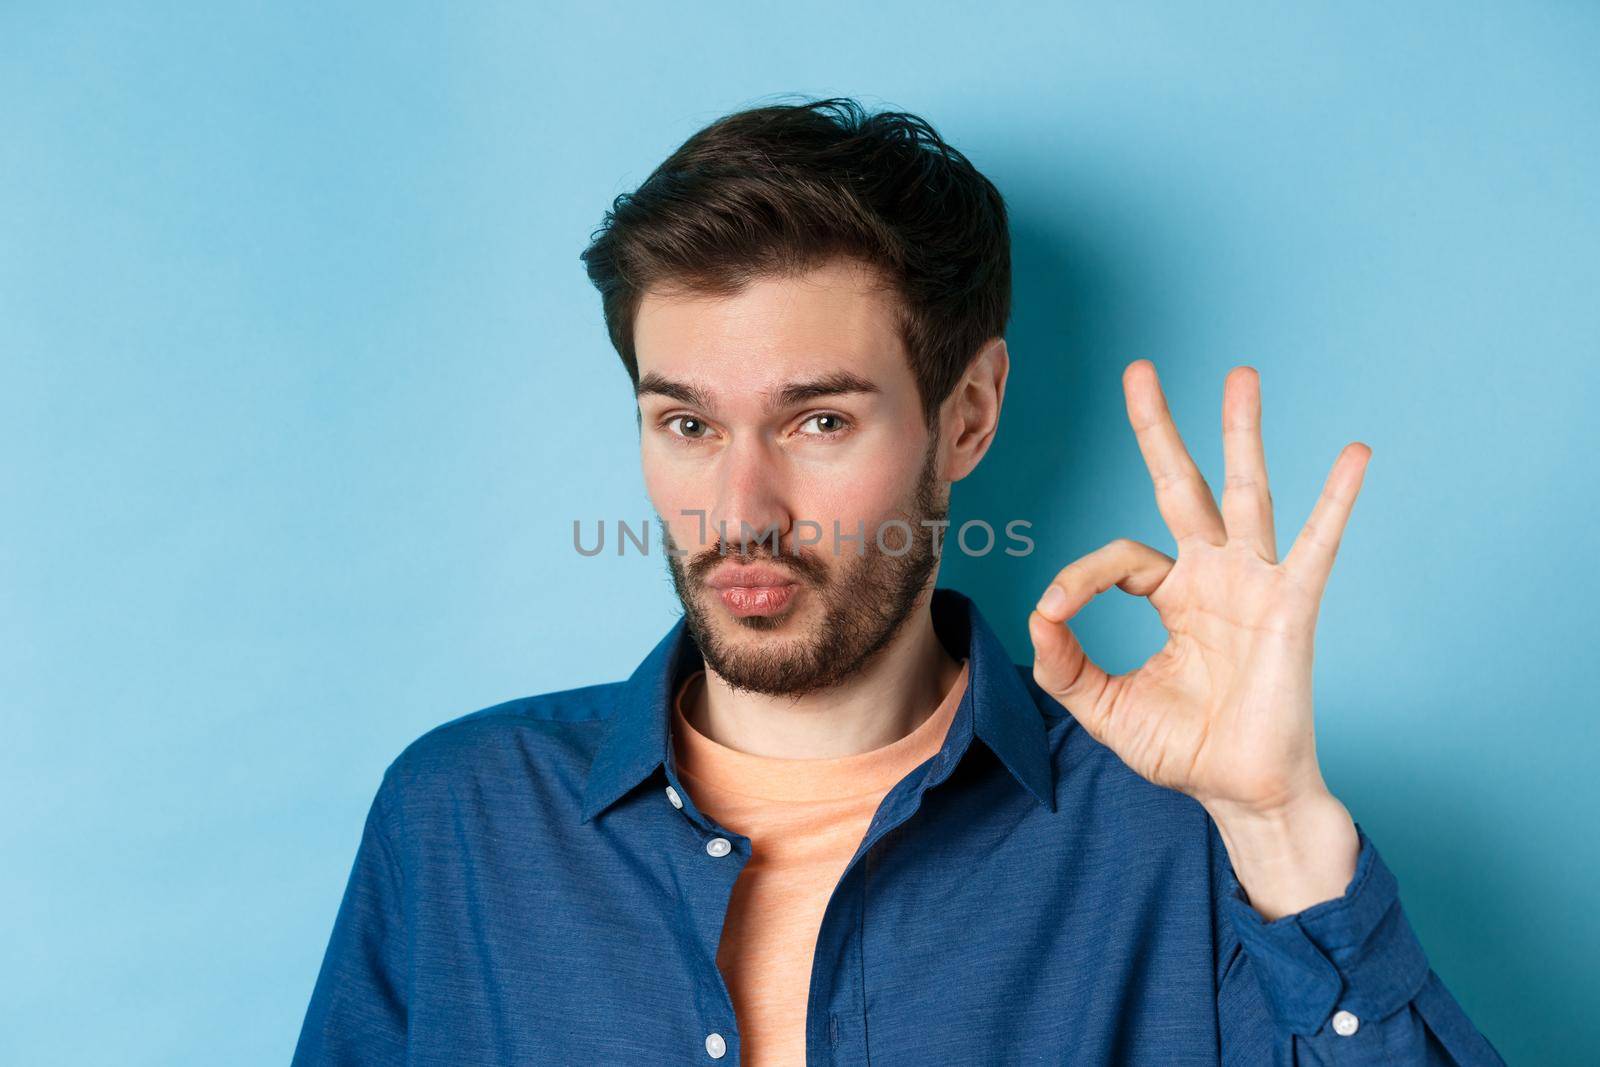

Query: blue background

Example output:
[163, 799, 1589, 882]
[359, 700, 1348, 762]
[4, 3, 1594, 1063]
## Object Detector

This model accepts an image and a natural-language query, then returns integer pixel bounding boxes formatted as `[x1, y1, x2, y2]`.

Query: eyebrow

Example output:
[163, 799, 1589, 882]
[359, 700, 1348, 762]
[634, 370, 881, 413]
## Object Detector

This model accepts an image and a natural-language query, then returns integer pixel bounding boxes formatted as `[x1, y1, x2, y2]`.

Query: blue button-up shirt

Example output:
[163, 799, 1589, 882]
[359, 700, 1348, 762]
[294, 587, 1507, 1065]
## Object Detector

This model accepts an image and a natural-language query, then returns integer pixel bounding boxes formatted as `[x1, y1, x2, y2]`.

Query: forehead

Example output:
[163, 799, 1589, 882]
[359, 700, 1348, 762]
[633, 257, 909, 387]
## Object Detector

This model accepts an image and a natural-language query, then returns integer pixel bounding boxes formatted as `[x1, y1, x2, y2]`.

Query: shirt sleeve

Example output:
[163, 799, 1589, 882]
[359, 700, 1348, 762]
[1211, 818, 1508, 1065]
[292, 772, 409, 1066]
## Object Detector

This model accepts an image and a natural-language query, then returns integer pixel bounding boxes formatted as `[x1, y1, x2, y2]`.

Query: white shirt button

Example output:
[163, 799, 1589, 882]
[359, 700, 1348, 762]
[705, 1032, 727, 1058]
[705, 837, 732, 858]
[665, 785, 683, 809]
[1331, 1009, 1360, 1036]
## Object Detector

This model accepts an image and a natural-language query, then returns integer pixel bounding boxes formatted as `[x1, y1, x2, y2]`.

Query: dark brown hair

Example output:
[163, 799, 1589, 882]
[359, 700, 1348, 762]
[579, 96, 1011, 427]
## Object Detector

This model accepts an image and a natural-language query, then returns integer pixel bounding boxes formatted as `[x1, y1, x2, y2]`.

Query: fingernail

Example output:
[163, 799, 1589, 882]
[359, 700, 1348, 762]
[1037, 585, 1067, 618]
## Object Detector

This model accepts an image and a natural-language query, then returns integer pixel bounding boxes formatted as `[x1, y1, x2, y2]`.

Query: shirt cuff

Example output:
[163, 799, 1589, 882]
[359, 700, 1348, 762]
[1219, 821, 1431, 1037]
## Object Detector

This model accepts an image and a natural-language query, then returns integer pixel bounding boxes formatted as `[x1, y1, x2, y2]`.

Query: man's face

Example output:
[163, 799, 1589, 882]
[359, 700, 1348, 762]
[634, 257, 949, 697]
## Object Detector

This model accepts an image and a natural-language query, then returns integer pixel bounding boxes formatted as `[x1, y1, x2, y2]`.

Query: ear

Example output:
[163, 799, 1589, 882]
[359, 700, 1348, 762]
[940, 337, 1009, 483]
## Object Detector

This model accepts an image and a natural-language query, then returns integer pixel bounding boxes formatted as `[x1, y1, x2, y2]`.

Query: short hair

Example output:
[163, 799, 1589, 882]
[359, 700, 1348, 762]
[579, 96, 1012, 427]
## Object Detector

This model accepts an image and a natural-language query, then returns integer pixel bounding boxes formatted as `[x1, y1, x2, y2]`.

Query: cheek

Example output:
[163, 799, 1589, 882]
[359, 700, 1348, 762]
[641, 448, 714, 550]
[793, 452, 920, 530]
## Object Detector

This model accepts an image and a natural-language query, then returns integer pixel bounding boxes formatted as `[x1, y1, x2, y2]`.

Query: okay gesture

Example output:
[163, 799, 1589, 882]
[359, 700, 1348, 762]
[1027, 360, 1366, 918]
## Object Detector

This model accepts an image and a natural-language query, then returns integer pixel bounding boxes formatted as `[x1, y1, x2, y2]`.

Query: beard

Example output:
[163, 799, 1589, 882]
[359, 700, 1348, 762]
[660, 429, 947, 698]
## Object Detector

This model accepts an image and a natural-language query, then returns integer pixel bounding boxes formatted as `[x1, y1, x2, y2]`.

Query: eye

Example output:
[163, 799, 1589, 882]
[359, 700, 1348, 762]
[663, 414, 715, 441]
[797, 412, 852, 438]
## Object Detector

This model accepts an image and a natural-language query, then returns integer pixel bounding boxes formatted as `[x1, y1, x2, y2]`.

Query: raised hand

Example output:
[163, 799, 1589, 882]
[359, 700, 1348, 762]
[1027, 360, 1366, 918]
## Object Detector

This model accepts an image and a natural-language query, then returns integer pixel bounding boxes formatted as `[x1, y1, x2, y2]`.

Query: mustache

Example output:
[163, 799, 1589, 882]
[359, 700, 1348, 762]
[686, 542, 829, 585]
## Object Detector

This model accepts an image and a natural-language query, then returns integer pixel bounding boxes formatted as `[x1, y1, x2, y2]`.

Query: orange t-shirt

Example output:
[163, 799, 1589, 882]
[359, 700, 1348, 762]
[669, 657, 971, 1067]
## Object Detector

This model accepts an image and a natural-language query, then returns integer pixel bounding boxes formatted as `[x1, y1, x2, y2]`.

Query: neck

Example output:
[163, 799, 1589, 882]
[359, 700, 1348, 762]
[685, 589, 965, 760]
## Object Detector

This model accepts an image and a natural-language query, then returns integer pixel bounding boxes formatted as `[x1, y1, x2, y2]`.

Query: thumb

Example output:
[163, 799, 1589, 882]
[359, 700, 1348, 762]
[1027, 538, 1175, 728]
[1028, 609, 1107, 726]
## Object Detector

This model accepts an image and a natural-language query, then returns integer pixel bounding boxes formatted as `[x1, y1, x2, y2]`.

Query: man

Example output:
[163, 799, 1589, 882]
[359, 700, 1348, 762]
[293, 98, 1507, 1065]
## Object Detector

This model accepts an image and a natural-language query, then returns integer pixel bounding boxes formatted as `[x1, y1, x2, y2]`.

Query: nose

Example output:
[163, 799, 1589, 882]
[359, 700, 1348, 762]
[708, 436, 792, 556]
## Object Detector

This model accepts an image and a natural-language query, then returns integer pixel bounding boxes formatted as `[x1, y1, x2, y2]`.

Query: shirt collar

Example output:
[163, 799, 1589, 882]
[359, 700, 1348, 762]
[578, 586, 1056, 824]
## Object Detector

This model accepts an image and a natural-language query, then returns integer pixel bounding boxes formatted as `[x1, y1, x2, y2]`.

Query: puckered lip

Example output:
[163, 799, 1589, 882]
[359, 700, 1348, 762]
[706, 565, 800, 590]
